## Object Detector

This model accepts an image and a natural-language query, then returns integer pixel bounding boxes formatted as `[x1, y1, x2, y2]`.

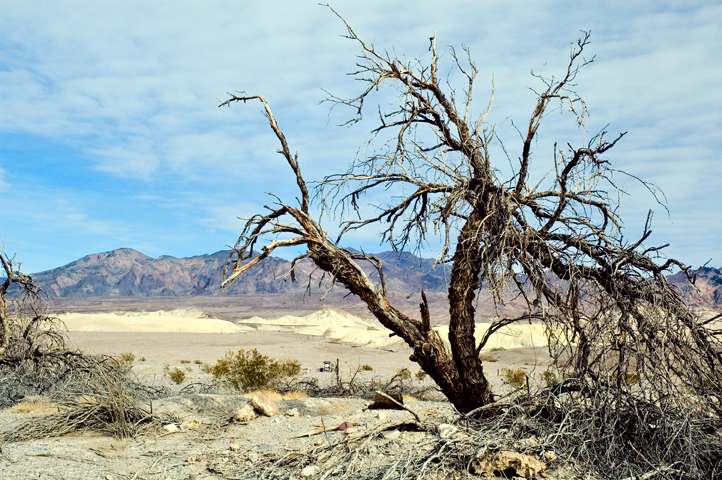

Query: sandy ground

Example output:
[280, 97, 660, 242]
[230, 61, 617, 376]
[58, 306, 553, 389]
[0, 305, 560, 480]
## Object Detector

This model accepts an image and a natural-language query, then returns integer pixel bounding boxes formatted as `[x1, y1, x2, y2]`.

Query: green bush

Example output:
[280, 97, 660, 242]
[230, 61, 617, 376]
[208, 349, 301, 391]
[361, 364, 373, 371]
[415, 370, 427, 380]
[180, 359, 191, 364]
[164, 365, 186, 384]
[490, 347, 506, 352]
[501, 367, 527, 388]
[194, 359, 203, 365]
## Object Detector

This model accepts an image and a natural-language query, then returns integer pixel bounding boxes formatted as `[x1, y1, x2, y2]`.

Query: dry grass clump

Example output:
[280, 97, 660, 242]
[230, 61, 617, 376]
[8, 396, 60, 415]
[2, 356, 175, 442]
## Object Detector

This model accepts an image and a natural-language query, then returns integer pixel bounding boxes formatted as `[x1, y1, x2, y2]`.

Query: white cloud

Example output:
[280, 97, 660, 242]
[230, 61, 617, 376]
[0, 1, 720, 269]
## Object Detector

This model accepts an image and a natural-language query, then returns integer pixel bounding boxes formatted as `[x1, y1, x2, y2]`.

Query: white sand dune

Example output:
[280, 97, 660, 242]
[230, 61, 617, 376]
[55, 306, 548, 348]
[240, 308, 549, 349]
[56, 308, 248, 333]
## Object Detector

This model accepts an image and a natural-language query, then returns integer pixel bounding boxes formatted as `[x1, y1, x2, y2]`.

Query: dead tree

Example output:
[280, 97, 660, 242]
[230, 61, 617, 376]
[220, 10, 721, 415]
[0, 252, 64, 366]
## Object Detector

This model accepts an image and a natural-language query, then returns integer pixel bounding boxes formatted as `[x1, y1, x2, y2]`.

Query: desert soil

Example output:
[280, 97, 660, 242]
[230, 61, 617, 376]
[0, 297, 556, 479]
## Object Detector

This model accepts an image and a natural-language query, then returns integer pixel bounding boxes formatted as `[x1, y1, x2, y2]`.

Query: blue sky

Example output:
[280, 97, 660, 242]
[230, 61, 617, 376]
[0, 1, 720, 274]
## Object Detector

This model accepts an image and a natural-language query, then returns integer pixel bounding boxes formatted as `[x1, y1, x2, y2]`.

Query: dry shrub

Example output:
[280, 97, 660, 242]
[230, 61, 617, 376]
[117, 352, 135, 368]
[8, 396, 60, 415]
[207, 349, 301, 392]
[281, 365, 443, 401]
[1, 253, 172, 441]
[2, 356, 173, 441]
[478, 354, 498, 363]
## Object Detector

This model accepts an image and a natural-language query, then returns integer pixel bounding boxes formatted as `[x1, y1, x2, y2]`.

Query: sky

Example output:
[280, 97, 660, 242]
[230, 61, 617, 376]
[0, 1, 720, 274]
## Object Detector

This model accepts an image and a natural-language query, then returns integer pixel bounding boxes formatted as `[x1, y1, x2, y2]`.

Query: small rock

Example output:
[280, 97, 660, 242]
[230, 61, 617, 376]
[233, 403, 257, 422]
[248, 453, 259, 463]
[544, 450, 557, 461]
[187, 455, 197, 463]
[251, 393, 280, 417]
[377, 411, 389, 420]
[229, 442, 241, 451]
[344, 427, 359, 434]
[338, 421, 354, 431]
[286, 408, 299, 417]
[382, 429, 401, 439]
[301, 465, 318, 477]
[162, 424, 180, 433]
[437, 423, 458, 439]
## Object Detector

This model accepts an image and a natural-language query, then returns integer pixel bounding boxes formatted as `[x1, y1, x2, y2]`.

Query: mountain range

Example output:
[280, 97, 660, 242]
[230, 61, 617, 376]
[22, 248, 722, 309]
[27, 248, 450, 297]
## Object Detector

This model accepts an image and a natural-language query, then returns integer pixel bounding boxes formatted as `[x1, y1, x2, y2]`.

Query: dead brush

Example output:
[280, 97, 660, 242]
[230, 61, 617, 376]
[2, 356, 175, 441]
[0, 253, 175, 441]
[278, 365, 443, 401]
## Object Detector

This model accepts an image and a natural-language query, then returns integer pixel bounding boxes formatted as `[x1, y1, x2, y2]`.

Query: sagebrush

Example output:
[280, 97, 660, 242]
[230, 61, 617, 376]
[208, 349, 301, 391]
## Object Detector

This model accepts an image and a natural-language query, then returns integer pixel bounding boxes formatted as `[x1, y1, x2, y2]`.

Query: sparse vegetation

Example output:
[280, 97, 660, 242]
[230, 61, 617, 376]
[194, 359, 202, 365]
[0, 251, 172, 441]
[478, 354, 498, 363]
[360, 364, 373, 371]
[501, 367, 527, 389]
[164, 364, 186, 384]
[139, 357, 146, 362]
[415, 370, 427, 381]
[490, 347, 506, 352]
[540, 369, 559, 386]
[117, 352, 135, 368]
[180, 359, 191, 364]
[207, 349, 301, 392]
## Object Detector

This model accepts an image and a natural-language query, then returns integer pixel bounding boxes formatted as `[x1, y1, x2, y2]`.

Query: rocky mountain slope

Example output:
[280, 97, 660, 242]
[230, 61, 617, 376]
[28, 248, 450, 297]
[667, 267, 722, 308]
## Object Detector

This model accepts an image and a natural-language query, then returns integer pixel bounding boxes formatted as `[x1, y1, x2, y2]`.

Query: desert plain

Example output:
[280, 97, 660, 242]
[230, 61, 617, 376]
[0, 294, 562, 480]
[52, 294, 553, 390]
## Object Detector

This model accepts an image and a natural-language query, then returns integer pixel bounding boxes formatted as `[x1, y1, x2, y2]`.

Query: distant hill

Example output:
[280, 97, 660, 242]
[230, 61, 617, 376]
[667, 267, 722, 308]
[28, 248, 450, 297]
[22, 248, 722, 309]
